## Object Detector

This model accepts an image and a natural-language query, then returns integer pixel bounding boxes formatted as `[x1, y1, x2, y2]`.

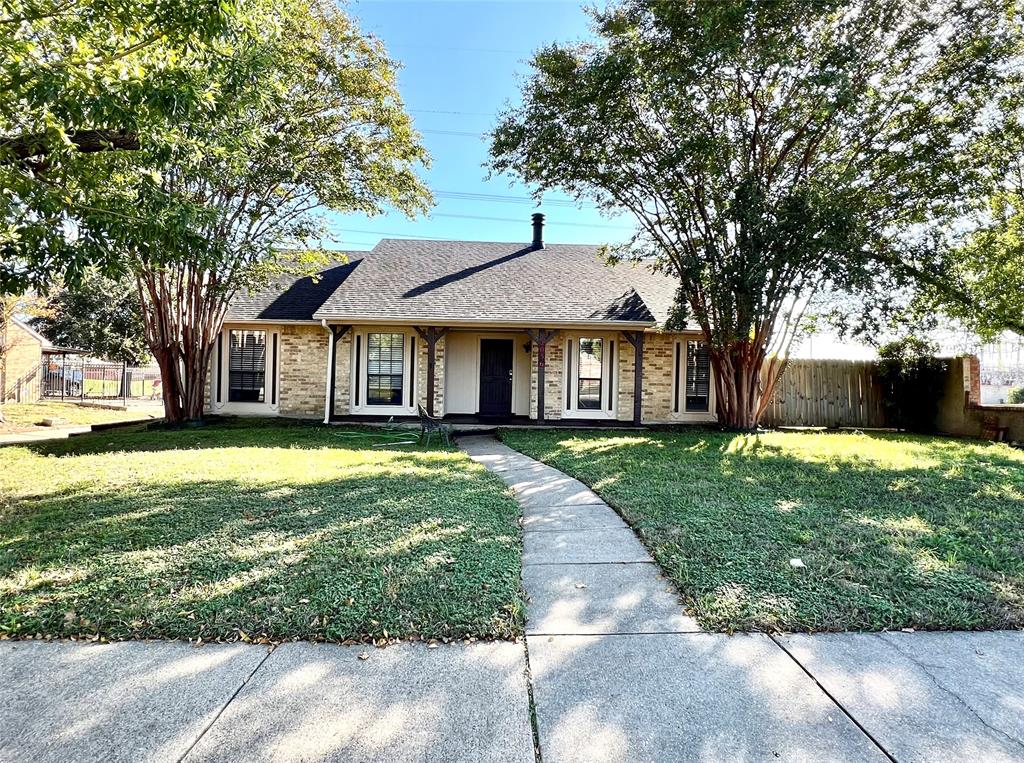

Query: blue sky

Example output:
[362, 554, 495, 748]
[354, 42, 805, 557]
[329, 0, 636, 251]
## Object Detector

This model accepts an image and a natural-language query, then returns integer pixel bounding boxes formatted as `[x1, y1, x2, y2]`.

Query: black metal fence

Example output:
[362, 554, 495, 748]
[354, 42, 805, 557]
[40, 356, 161, 402]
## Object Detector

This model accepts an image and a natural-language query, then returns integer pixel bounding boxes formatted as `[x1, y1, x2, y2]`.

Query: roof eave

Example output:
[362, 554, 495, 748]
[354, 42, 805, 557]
[309, 314, 658, 329]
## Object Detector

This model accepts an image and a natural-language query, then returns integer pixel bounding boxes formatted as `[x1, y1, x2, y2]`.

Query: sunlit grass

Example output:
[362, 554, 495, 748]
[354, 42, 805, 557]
[0, 418, 523, 642]
[0, 401, 162, 431]
[500, 428, 1024, 632]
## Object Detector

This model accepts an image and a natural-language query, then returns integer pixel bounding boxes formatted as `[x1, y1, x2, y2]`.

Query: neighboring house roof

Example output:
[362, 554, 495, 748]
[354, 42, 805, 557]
[11, 317, 49, 346]
[227, 238, 683, 328]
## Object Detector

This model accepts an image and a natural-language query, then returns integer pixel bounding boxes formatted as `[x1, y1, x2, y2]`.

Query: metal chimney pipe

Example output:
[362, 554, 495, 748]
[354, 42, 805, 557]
[531, 213, 545, 250]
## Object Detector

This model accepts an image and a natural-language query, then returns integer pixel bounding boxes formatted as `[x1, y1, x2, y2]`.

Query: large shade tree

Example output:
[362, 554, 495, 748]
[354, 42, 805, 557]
[34, 273, 149, 365]
[490, 0, 1019, 429]
[919, 92, 1024, 340]
[3, 0, 431, 422]
[1, 0, 244, 292]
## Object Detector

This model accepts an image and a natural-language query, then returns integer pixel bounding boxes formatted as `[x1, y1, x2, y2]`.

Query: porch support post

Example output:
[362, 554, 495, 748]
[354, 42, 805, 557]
[327, 325, 351, 422]
[525, 329, 559, 424]
[414, 326, 450, 417]
[622, 330, 644, 426]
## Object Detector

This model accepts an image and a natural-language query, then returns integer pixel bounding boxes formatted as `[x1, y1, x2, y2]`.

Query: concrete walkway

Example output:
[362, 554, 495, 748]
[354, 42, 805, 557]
[3, 434, 1024, 762]
[460, 434, 1024, 763]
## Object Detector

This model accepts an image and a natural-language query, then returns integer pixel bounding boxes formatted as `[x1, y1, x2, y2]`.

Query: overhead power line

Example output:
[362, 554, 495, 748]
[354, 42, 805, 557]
[435, 189, 597, 209]
[431, 212, 633, 231]
[409, 108, 496, 118]
[421, 129, 484, 138]
[336, 228, 448, 240]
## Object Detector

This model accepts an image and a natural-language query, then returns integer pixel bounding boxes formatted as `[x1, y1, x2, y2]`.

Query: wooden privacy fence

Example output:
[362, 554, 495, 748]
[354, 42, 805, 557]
[762, 359, 887, 428]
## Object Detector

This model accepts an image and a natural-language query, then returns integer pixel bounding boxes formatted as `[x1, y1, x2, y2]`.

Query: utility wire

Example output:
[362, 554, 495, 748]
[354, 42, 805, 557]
[435, 189, 596, 208]
[421, 129, 484, 138]
[409, 108, 496, 118]
[431, 212, 632, 230]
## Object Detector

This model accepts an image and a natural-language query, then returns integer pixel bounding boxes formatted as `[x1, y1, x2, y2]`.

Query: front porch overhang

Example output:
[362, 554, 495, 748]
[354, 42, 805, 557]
[313, 316, 658, 330]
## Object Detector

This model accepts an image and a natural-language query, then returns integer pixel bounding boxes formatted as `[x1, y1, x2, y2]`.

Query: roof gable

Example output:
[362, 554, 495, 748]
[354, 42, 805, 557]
[226, 239, 684, 327]
[227, 261, 358, 322]
[311, 239, 677, 326]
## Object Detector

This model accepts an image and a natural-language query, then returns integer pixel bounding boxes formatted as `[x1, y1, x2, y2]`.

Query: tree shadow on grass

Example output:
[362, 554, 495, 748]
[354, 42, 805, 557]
[0, 421, 524, 642]
[502, 429, 1024, 632]
[18, 416, 435, 459]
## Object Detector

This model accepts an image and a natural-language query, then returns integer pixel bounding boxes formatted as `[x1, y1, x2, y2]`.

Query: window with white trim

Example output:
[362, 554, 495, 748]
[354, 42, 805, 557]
[228, 330, 266, 402]
[685, 341, 711, 412]
[577, 337, 604, 410]
[366, 332, 405, 406]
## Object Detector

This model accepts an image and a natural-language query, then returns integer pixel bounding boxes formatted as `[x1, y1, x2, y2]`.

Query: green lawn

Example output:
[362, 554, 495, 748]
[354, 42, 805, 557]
[500, 428, 1024, 633]
[0, 402, 163, 432]
[83, 378, 155, 398]
[0, 419, 523, 643]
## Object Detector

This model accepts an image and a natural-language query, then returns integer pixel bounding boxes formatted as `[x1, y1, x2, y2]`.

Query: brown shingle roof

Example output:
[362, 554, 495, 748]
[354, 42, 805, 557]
[312, 239, 678, 326]
[227, 238, 683, 327]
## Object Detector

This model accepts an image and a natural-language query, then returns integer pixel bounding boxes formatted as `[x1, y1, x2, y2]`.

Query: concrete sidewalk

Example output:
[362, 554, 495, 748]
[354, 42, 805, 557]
[3, 435, 1023, 762]
[0, 639, 534, 763]
[461, 434, 1024, 763]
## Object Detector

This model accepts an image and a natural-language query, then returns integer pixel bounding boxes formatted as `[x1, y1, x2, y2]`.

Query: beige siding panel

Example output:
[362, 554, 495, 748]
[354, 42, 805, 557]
[444, 332, 477, 414]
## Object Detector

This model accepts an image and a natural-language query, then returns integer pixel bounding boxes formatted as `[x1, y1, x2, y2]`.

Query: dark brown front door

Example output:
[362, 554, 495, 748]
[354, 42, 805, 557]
[479, 339, 514, 416]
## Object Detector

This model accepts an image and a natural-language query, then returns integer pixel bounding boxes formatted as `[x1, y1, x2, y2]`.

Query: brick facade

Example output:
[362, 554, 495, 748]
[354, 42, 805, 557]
[416, 334, 445, 414]
[640, 333, 677, 422]
[530, 337, 564, 420]
[211, 322, 710, 425]
[332, 331, 352, 415]
[278, 325, 328, 418]
[2, 321, 43, 402]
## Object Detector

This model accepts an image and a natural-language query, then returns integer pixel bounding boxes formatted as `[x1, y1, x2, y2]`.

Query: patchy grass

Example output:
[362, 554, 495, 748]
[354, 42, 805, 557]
[0, 418, 523, 643]
[500, 428, 1024, 633]
[0, 402, 162, 432]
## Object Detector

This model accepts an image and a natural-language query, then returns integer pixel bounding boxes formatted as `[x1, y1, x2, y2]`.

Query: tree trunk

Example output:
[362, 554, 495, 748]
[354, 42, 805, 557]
[136, 266, 226, 425]
[710, 340, 778, 431]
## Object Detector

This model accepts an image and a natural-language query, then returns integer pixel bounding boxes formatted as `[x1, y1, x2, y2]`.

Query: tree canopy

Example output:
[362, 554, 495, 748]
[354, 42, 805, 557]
[3, 0, 431, 421]
[490, 0, 1020, 429]
[127, 0, 431, 421]
[1, 0, 248, 292]
[34, 273, 149, 365]
[919, 91, 1024, 340]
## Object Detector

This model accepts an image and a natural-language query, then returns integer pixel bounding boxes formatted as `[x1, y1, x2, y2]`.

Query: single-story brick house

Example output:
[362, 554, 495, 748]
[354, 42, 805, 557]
[210, 215, 715, 425]
[1, 318, 46, 403]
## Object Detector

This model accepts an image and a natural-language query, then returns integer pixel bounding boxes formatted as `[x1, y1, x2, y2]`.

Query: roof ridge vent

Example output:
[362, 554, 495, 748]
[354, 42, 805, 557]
[531, 213, 545, 250]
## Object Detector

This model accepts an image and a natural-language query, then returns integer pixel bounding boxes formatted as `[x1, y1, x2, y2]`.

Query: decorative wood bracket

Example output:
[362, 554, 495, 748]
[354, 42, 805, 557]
[621, 330, 644, 426]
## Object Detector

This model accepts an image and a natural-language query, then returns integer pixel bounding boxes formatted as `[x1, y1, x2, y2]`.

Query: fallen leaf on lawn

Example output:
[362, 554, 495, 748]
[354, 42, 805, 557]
[358, 651, 369, 660]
